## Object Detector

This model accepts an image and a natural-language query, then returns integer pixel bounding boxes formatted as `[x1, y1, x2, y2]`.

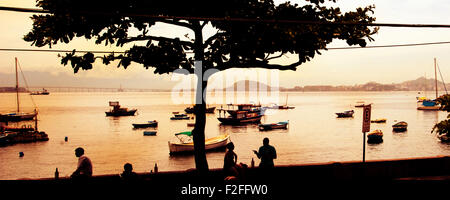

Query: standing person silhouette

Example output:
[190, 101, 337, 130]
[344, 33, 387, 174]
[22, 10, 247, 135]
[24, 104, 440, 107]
[71, 147, 93, 180]
[120, 163, 140, 182]
[253, 138, 277, 168]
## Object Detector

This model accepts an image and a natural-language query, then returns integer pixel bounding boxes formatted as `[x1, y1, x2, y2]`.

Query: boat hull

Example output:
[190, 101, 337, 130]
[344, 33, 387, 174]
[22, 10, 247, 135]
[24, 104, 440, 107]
[169, 134, 229, 154]
[143, 131, 157, 136]
[132, 122, 158, 128]
[1, 131, 49, 145]
[218, 115, 262, 125]
[417, 106, 440, 110]
[259, 123, 288, 131]
[367, 135, 383, 144]
[0, 113, 37, 122]
[105, 109, 137, 116]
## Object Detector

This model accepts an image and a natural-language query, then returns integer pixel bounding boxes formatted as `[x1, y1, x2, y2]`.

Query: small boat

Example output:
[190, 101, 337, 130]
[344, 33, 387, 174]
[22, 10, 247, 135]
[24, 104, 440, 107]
[30, 88, 50, 95]
[336, 110, 354, 118]
[371, 118, 387, 123]
[259, 121, 289, 131]
[172, 112, 179, 114]
[132, 120, 158, 128]
[187, 122, 195, 127]
[184, 106, 216, 114]
[170, 116, 190, 120]
[367, 129, 383, 144]
[143, 131, 157, 136]
[168, 131, 229, 154]
[105, 101, 137, 116]
[2, 131, 49, 143]
[217, 104, 265, 125]
[174, 113, 187, 117]
[417, 100, 440, 110]
[392, 121, 408, 132]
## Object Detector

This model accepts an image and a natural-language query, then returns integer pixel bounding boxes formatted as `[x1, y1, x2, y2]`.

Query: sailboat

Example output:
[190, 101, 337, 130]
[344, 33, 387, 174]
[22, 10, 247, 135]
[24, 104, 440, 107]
[417, 58, 442, 111]
[269, 94, 295, 109]
[0, 58, 37, 122]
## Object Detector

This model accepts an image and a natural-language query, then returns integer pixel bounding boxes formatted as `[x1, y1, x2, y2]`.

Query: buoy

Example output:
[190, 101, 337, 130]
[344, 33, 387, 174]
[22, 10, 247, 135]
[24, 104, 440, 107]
[64, 136, 68, 142]
[19, 152, 24, 157]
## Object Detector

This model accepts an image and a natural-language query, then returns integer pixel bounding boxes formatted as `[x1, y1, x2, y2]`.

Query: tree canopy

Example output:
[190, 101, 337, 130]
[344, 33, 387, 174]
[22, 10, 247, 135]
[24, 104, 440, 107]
[25, 0, 378, 74]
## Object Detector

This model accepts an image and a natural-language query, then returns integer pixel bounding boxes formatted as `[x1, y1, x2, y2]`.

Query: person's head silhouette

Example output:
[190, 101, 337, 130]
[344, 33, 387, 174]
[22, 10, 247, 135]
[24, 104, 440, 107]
[75, 147, 84, 157]
[226, 142, 235, 151]
[263, 137, 269, 146]
[124, 163, 133, 173]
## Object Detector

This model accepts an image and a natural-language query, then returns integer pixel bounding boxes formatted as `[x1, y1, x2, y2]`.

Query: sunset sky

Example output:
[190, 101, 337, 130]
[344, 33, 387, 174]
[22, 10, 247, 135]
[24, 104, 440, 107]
[0, 0, 449, 89]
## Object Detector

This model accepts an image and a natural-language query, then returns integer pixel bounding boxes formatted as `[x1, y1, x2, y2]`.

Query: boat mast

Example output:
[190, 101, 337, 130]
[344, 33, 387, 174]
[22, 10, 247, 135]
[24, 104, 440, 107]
[435, 58, 438, 99]
[15, 57, 20, 113]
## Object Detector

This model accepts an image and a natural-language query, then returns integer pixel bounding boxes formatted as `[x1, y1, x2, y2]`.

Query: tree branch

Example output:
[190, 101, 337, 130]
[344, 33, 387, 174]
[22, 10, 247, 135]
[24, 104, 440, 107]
[218, 59, 300, 71]
[156, 19, 192, 29]
[123, 35, 194, 47]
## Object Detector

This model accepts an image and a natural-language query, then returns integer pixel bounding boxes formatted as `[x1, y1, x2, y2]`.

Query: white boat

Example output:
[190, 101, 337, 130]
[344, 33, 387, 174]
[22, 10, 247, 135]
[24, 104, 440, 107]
[168, 131, 230, 154]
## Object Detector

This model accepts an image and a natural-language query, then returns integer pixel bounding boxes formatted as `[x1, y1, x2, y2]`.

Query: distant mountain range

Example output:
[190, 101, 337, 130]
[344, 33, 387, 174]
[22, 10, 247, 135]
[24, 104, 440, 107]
[224, 77, 450, 92]
[0, 69, 448, 92]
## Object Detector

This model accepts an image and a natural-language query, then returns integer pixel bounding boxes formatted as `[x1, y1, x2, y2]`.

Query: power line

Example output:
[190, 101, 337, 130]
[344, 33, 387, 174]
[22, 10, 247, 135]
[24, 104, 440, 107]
[1, 41, 450, 54]
[2, 6, 450, 28]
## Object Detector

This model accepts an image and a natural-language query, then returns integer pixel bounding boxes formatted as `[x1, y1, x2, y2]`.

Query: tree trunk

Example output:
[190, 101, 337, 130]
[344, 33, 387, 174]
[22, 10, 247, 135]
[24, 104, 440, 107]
[192, 21, 209, 174]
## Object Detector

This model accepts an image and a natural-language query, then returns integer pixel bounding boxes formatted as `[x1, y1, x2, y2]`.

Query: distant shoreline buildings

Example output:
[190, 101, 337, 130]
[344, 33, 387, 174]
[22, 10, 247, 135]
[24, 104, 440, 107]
[0, 77, 447, 93]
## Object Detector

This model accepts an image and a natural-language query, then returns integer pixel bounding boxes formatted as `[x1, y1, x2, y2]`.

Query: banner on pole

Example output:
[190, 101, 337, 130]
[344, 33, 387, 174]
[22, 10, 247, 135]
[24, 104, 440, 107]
[362, 104, 371, 133]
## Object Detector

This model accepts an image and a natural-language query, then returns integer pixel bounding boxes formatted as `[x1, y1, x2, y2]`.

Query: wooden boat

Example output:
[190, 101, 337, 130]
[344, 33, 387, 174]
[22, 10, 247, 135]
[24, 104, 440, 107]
[259, 121, 289, 131]
[30, 88, 50, 95]
[267, 94, 295, 109]
[371, 118, 387, 123]
[392, 121, 408, 132]
[168, 131, 229, 154]
[105, 101, 137, 116]
[367, 129, 383, 144]
[170, 116, 190, 120]
[0, 58, 37, 122]
[174, 113, 187, 117]
[217, 104, 265, 125]
[184, 106, 216, 114]
[187, 122, 195, 127]
[336, 110, 354, 118]
[132, 120, 158, 128]
[143, 131, 157, 136]
[2, 131, 49, 144]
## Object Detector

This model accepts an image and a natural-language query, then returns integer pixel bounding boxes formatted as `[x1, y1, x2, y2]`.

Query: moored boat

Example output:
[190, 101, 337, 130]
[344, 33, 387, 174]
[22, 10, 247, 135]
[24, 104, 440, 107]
[367, 129, 383, 144]
[217, 104, 265, 125]
[30, 88, 50, 95]
[392, 121, 408, 132]
[336, 110, 354, 118]
[105, 101, 137, 116]
[168, 131, 230, 154]
[143, 131, 157, 136]
[371, 118, 387, 123]
[132, 120, 158, 128]
[259, 121, 289, 131]
[184, 106, 216, 114]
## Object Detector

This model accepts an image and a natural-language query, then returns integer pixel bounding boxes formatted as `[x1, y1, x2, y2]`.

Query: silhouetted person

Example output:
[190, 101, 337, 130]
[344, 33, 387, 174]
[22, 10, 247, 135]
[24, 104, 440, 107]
[120, 163, 139, 182]
[71, 147, 92, 180]
[223, 142, 239, 178]
[253, 138, 277, 168]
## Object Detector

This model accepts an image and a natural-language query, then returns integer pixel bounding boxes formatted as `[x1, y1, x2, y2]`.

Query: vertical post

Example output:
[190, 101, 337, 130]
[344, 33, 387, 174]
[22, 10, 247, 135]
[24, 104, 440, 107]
[362, 105, 371, 163]
[15, 57, 20, 113]
[362, 132, 366, 163]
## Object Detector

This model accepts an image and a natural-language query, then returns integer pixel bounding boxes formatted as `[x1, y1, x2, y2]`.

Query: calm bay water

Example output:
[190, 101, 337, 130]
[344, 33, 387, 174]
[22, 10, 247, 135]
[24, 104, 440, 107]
[0, 91, 449, 180]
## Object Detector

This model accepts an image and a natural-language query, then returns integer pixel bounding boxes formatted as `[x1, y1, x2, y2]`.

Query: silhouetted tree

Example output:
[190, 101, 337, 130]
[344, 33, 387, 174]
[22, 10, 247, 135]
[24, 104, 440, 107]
[25, 0, 378, 173]
[432, 94, 450, 140]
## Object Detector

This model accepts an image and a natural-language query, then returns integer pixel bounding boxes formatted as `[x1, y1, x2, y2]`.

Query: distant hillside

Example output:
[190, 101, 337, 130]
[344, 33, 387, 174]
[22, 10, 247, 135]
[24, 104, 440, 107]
[283, 77, 450, 92]
[222, 77, 450, 92]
